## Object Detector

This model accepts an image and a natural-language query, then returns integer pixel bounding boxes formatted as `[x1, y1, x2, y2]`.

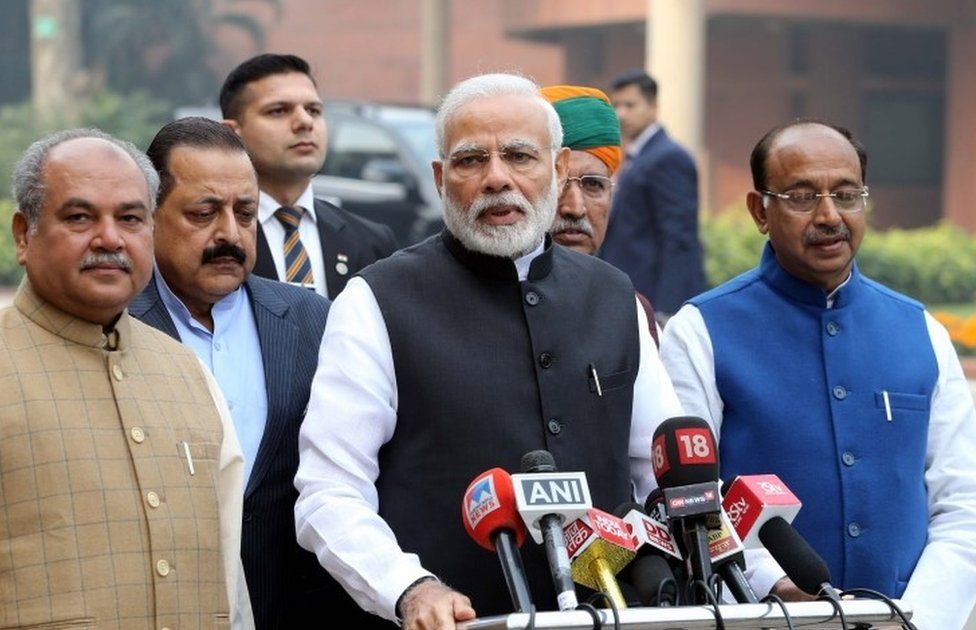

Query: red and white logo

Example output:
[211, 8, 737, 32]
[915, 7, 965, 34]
[674, 427, 717, 465]
[652, 434, 670, 478]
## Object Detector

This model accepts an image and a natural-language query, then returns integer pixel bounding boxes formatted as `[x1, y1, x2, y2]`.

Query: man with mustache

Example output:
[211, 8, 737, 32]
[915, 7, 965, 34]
[660, 120, 976, 628]
[220, 54, 396, 299]
[542, 84, 659, 346]
[1, 128, 249, 628]
[294, 73, 683, 628]
[130, 117, 334, 629]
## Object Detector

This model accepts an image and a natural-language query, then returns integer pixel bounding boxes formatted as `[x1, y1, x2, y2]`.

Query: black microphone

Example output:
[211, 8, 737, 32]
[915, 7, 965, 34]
[708, 508, 758, 603]
[513, 450, 591, 610]
[613, 501, 681, 606]
[758, 516, 841, 600]
[651, 416, 722, 604]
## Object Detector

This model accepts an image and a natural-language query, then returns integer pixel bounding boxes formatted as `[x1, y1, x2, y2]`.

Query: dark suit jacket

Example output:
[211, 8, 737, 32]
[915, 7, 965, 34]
[599, 126, 706, 315]
[253, 197, 397, 299]
[130, 274, 336, 629]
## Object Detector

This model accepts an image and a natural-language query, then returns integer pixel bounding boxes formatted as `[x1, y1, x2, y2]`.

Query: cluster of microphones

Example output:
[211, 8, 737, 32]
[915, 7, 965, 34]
[461, 416, 915, 627]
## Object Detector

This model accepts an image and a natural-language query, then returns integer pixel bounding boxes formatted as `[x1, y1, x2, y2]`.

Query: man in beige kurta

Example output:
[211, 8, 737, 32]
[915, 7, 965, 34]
[1, 129, 250, 629]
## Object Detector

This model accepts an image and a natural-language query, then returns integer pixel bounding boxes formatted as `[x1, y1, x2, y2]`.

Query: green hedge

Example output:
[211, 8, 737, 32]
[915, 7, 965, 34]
[701, 209, 976, 305]
[0, 199, 22, 285]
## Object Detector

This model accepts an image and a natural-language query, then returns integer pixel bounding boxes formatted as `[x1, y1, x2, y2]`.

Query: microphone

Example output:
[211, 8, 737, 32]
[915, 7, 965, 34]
[512, 450, 591, 611]
[721, 474, 802, 548]
[651, 416, 722, 603]
[614, 501, 682, 606]
[707, 507, 758, 603]
[758, 516, 841, 600]
[461, 468, 534, 612]
[563, 508, 636, 609]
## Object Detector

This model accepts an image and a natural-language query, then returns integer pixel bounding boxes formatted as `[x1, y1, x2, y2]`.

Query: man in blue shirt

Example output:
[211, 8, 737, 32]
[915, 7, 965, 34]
[660, 120, 976, 628]
[130, 116, 334, 629]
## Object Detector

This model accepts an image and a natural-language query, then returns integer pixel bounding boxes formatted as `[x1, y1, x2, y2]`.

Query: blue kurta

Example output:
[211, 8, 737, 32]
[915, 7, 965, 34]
[691, 244, 936, 596]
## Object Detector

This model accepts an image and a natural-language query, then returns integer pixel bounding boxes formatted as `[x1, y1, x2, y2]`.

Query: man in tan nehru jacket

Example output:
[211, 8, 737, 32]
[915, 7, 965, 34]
[1, 128, 250, 629]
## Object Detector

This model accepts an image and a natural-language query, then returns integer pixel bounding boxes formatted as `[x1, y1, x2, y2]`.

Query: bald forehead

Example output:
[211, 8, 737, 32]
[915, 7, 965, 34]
[769, 124, 856, 161]
[47, 136, 135, 166]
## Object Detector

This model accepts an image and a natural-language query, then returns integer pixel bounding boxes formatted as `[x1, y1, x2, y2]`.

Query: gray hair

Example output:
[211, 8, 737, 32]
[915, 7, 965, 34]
[13, 127, 161, 225]
[435, 73, 564, 158]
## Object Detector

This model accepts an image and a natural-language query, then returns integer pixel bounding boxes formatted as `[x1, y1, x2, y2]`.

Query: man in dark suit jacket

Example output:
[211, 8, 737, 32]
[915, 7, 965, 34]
[599, 70, 706, 319]
[220, 53, 396, 300]
[135, 117, 335, 628]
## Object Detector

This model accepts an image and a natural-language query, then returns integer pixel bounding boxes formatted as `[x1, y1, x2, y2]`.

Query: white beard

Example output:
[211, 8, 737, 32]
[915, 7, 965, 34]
[442, 176, 559, 259]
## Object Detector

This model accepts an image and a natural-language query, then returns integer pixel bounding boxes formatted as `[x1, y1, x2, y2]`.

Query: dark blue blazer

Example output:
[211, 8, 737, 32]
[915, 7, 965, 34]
[599, 127, 706, 315]
[253, 197, 397, 299]
[130, 273, 336, 629]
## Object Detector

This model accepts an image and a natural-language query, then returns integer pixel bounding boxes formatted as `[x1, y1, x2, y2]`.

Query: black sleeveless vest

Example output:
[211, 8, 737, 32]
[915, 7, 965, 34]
[360, 231, 641, 619]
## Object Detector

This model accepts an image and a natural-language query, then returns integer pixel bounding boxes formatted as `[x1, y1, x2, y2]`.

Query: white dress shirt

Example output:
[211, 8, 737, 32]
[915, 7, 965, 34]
[660, 303, 976, 629]
[258, 183, 329, 298]
[294, 243, 684, 621]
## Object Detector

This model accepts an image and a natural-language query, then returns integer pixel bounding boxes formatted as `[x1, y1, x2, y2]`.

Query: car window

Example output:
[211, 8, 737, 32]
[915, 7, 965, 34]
[322, 120, 401, 179]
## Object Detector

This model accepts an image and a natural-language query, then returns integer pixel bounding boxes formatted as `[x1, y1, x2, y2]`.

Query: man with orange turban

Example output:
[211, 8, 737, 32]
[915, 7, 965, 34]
[543, 85, 659, 343]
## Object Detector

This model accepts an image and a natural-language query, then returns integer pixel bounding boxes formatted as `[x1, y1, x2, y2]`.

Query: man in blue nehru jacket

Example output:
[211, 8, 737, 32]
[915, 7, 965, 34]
[660, 120, 976, 628]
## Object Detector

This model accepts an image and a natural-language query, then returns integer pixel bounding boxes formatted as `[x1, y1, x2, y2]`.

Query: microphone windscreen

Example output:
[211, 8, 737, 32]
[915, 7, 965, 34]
[651, 416, 719, 488]
[520, 449, 557, 473]
[630, 554, 677, 606]
[758, 516, 831, 595]
[462, 468, 527, 551]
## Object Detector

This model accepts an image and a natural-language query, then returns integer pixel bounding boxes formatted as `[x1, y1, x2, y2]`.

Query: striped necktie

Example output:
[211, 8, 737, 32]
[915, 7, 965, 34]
[274, 206, 314, 287]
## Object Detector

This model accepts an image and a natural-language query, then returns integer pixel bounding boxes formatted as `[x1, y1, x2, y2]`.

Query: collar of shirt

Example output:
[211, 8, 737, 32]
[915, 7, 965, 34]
[514, 240, 546, 281]
[154, 267, 247, 340]
[825, 274, 853, 309]
[626, 122, 661, 159]
[258, 182, 318, 226]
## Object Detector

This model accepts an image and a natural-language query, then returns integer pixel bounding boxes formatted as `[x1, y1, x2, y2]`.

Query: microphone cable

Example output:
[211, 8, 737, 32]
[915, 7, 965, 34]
[575, 601, 603, 630]
[517, 603, 537, 630]
[689, 578, 726, 630]
[839, 587, 917, 630]
[818, 591, 849, 630]
[655, 575, 679, 606]
[583, 590, 621, 630]
[759, 593, 796, 630]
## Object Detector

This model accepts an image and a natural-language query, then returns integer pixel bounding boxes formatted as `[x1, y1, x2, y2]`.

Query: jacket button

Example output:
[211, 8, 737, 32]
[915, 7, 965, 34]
[156, 559, 171, 577]
[524, 291, 540, 306]
[243, 511, 253, 522]
[848, 522, 862, 537]
[539, 352, 553, 368]
[842, 451, 856, 466]
[832, 386, 848, 400]
[547, 419, 562, 435]
[826, 321, 841, 336]
[130, 427, 146, 443]
[146, 491, 161, 508]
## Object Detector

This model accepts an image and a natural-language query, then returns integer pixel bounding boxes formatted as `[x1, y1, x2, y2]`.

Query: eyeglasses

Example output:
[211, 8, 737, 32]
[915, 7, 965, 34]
[563, 175, 613, 200]
[761, 186, 869, 214]
[447, 148, 542, 178]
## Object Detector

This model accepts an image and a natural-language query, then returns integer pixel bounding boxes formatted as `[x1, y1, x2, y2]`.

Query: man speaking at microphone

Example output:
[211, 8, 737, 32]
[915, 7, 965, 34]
[294, 73, 682, 628]
[660, 120, 976, 628]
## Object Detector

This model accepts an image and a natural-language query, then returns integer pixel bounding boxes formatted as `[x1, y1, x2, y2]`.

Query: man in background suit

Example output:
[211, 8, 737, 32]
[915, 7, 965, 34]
[131, 117, 333, 629]
[220, 53, 396, 299]
[600, 69, 706, 320]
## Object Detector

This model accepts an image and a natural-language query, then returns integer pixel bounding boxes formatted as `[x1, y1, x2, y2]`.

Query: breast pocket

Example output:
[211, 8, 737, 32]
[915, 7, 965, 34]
[874, 390, 930, 422]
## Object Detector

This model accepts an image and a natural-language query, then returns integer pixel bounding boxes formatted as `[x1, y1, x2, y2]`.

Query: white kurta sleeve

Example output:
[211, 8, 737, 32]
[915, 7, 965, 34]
[293, 277, 433, 622]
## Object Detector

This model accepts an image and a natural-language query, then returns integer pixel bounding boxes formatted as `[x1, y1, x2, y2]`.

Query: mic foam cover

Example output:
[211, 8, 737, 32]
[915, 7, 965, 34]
[462, 468, 527, 551]
[758, 516, 831, 595]
[652, 416, 719, 488]
[630, 555, 677, 606]
[520, 449, 557, 473]
[612, 501, 645, 519]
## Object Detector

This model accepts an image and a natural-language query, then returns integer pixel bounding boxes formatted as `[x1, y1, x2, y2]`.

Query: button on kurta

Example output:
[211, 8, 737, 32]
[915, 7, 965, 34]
[842, 452, 856, 466]
[539, 352, 553, 368]
[547, 419, 562, 434]
[146, 491, 160, 508]
[130, 427, 146, 443]
[826, 321, 841, 336]
[156, 559, 170, 576]
[832, 386, 848, 400]
[848, 522, 862, 537]
[111, 364, 124, 380]
[524, 291, 540, 306]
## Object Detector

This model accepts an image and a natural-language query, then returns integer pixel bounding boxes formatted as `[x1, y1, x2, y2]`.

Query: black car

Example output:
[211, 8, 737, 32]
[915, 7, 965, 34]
[312, 101, 443, 247]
